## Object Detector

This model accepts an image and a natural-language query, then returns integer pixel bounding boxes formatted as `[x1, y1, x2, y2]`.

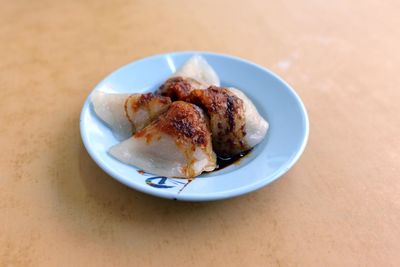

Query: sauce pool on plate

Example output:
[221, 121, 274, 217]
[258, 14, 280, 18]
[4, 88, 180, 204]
[214, 149, 252, 171]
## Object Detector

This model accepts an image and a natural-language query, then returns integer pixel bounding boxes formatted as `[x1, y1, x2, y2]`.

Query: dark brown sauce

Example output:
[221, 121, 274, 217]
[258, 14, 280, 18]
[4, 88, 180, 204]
[214, 149, 252, 171]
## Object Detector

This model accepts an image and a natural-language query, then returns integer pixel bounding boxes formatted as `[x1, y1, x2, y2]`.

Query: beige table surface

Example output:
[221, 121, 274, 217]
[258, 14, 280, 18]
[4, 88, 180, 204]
[1, 0, 400, 266]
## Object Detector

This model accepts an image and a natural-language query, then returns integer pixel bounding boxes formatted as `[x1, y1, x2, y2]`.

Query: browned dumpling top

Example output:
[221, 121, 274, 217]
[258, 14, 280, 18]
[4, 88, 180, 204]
[110, 101, 216, 178]
[141, 100, 211, 149]
[185, 86, 249, 157]
[91, 91, 171, 140]
[157, 76, 204, 101]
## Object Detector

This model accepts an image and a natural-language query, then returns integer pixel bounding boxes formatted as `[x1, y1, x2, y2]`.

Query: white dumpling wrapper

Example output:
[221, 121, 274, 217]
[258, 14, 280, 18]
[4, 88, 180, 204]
[110, 133, 214, 178]
[228, 87, 269, 147]
[172, 55, 220, 88]
[109, 101, 216, 178]
[91, 91, 170, 140]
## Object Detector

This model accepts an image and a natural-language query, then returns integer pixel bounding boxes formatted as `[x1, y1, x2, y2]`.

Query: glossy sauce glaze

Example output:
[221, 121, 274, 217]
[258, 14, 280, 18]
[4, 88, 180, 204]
[214, 149, 252, 171]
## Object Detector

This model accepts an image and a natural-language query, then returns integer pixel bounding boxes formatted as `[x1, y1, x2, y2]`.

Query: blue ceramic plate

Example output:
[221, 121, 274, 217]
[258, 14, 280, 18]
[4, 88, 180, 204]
[80, 51, 309, 201]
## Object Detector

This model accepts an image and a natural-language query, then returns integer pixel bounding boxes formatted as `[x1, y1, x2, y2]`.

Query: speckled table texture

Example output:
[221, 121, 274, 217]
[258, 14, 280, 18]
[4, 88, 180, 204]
[1, 0, 399, 266]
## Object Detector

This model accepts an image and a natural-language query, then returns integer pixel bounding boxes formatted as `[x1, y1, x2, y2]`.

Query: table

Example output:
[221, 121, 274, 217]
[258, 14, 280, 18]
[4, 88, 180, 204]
[1, 0, 399, 266]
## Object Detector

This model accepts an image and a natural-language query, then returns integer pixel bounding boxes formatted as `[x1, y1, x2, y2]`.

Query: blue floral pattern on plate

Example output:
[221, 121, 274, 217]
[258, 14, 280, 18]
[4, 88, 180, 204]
[145, 176, 187, 189]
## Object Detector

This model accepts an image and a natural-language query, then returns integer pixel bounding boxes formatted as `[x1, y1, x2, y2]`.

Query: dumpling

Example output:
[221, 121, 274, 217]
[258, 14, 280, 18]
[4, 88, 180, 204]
[172, 55, 220, 87]
[109, 101, 217, 178]
[157, 55, 220, 100]
[185, 86, 246, 157]
[186, 86, 268, 157]
[228, 87, 269, 148]
[91, 91, 171, 140]
[157, 77, 203, 101]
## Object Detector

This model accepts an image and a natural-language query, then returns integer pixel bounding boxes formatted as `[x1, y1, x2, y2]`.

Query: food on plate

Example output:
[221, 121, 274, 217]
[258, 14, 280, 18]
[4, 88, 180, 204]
[91, 91, 171, 140]
[109, 101, 216, 178]
[157, 55, 220, 100]
[227, 87, 269, 150]
[91, 55, 268, 178]
[171, 55, 220, 88]
[186, 86, 268, 157]
[158, 77, 202, 101]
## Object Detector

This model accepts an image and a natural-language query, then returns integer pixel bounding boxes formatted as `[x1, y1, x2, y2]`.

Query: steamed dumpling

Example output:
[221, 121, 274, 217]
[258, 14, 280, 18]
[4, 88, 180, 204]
[186, 86, 247, 157]
[91, 91, 171, 140]
[109, 101, 217, 178]
[186, 86, 268, 157]
[158, 77, 203, 101]
[228, 87, 268, 148]
[158, 55, 220, 100]
[172, 55, 220, 87]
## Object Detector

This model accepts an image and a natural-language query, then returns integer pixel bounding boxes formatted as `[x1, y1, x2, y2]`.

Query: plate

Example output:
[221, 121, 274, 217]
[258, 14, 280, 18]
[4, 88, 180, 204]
[80, 51, 309, 201]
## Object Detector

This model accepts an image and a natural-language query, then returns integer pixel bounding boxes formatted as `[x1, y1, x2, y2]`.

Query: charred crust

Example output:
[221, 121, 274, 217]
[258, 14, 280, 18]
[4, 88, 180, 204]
[156, 101, 209, 147]
[171, 117, 196, 138]
[226, 95, 235, 131]
[158, 77, 194, 101]
[131, 93, 154, 111]
[185, 86, 248, 157]
[129, 93, 171, 112]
